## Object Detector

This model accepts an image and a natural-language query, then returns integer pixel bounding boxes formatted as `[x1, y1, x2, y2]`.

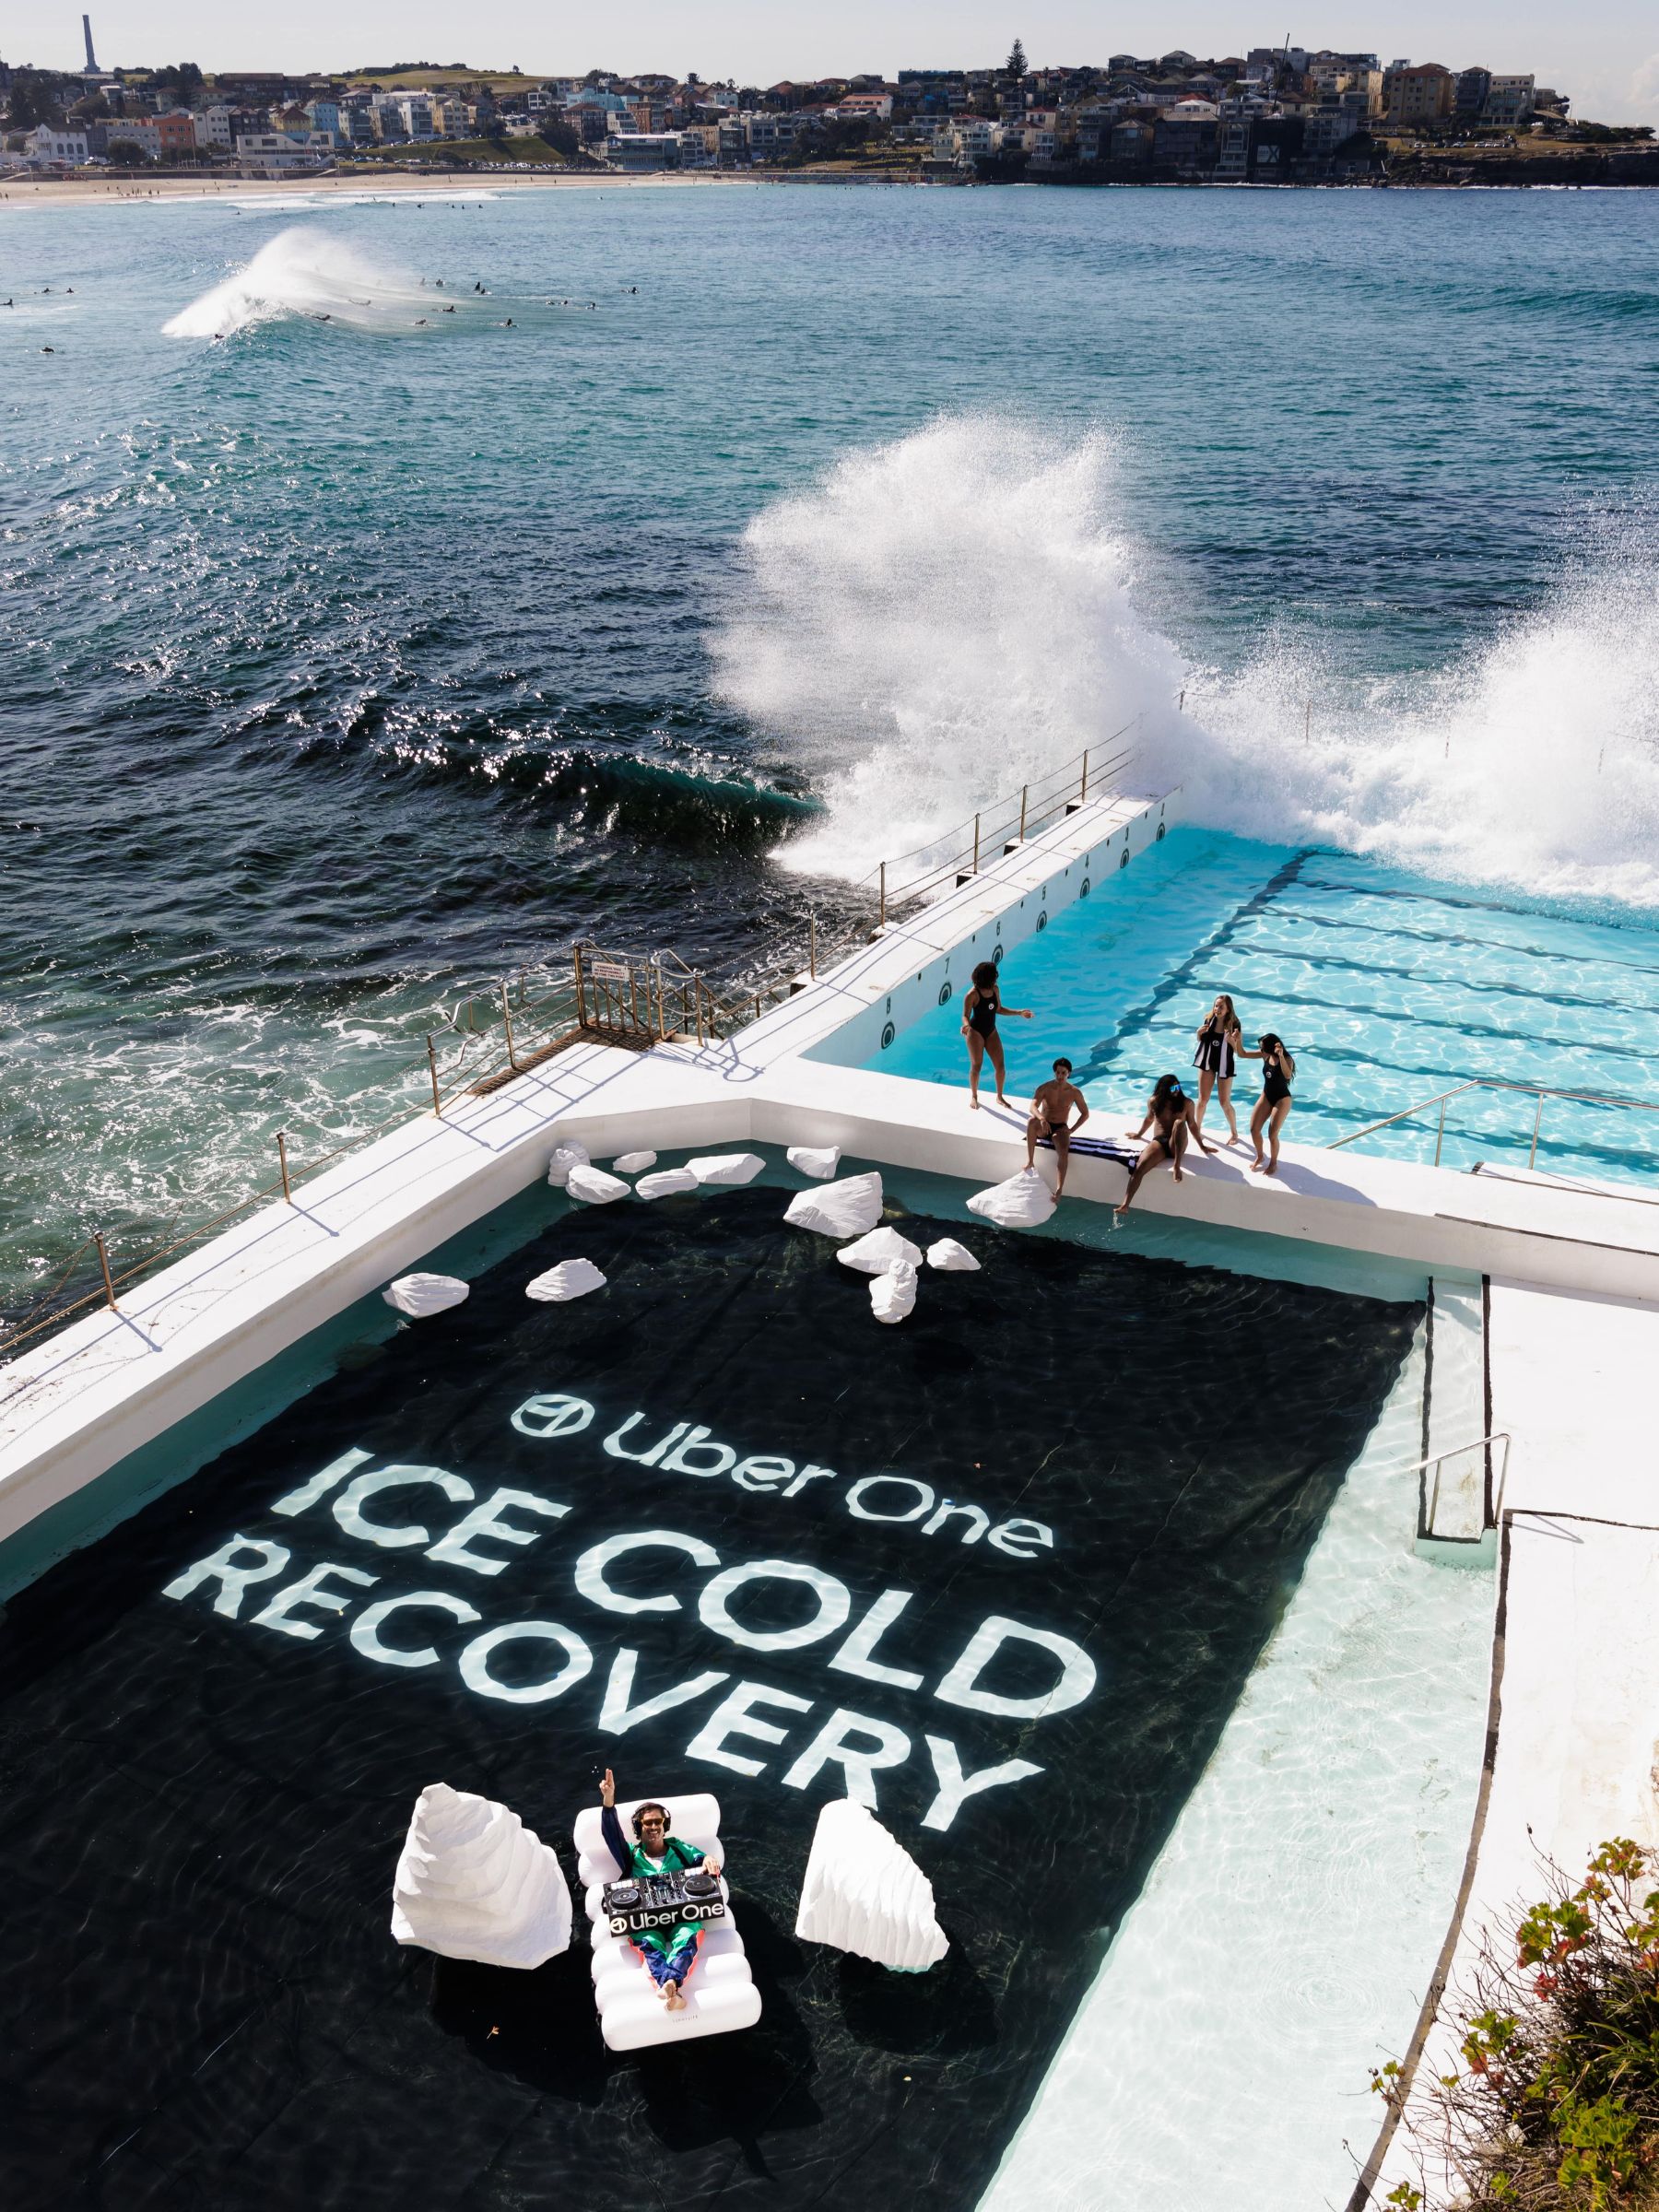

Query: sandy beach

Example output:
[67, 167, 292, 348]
[0, 169, 776, 211]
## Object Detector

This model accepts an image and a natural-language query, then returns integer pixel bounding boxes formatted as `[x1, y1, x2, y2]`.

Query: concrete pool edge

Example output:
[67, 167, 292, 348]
[10, 780, 1659, 1571]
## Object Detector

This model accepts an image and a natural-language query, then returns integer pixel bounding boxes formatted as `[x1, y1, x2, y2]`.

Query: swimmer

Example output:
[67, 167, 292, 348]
[442, 304, 455, 312]
[1025, 1059, 1090, 1198]
[499, 318, 513, 326]
[415, 317, 428, 325]
[1118, 1076, 1214, 1216]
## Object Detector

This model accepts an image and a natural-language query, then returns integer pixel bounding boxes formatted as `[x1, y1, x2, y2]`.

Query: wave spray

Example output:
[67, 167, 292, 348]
[163, 227, 431, 339]
[715, 418, 1659, 909]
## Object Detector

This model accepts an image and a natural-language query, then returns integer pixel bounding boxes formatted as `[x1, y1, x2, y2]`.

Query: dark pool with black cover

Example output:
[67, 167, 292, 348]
[0, 1189, 1418, 2211]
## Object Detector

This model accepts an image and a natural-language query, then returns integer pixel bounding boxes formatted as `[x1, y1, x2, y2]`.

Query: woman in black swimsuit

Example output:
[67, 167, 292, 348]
[1238, 1032, 1296, 1175]
[1118, 1074, 1214, 1215]
[960, 960, 1032, 1110]
[1192, 993, 1242, 1145]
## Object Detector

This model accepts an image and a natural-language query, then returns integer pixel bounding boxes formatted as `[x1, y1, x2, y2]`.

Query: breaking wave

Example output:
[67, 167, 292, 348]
[162, 227, 434, 338]
[715, 418, 1659, 908]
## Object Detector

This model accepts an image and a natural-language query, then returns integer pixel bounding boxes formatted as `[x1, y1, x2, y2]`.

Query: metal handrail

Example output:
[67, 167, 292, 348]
[853, 725, 1142, 922]
[1328, 1078, 1659, 1170]
[1414, 1430, 1512, 1535]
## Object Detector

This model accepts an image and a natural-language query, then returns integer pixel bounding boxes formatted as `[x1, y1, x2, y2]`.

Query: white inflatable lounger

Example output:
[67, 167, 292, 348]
[573, 1792, 761, 2051]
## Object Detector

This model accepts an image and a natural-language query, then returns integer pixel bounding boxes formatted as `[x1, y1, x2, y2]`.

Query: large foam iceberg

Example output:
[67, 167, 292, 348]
[613, 1150, 657, 1174]
[391, 1782, 573, 1970]
[635, 1167, 700, 1200]
[794, 1799, 948, 1972]
[787, 1145, 841, 1181]
[525, 1259, 606, 1302]
[785, 1171, 883, 1239]
[547, 1141, 591, 1189]
[925, 1238, 982, 1273]
[687, 1153, 765, 1187]
[383, 1273, 470, 1317]
[838, 1226, 923, 1276]
[566, 1163, 630, 1206]
[870, 1260, 918, 1324]
[965, 1169, 1056, 1230]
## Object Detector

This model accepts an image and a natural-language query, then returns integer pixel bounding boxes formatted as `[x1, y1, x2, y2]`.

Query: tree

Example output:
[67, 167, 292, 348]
[1006, 39, 1028, 80]
[6, 69, 66, 131]
[70, 93, 112, 121]
[107, 137, 148, 166]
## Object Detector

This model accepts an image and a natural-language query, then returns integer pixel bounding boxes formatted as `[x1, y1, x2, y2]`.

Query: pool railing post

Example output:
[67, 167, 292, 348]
[500, 979, 518, 1071]
[427, 1034, 441, 1116]
[1528, 1092, 1544, 1170]
[973, 814, 980, 872]
[879, 862, 887, 930]
[276, 1129, 292, 1204]
[94, 1229, 116, 1312]
[1019, 784, 1029, 840]
[809, 914, 817, 979]
[694, 978, 705, 1048]
[1434, 1097, 1446, 1167]
[572, 943, 587, 1030]
[1079, 750, 1088, 803]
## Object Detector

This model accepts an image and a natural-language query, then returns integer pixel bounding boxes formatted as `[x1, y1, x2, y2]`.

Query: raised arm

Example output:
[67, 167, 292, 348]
[599, 1768, 629, 1877]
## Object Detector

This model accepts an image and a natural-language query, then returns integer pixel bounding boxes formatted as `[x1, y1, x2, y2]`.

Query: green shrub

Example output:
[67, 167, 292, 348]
[1371, 1841, 1659, 2208]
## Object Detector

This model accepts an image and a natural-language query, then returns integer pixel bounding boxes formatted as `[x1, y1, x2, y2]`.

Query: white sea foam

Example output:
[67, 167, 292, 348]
[162, 227, 435, 338]
[715, 418, 1659, 908]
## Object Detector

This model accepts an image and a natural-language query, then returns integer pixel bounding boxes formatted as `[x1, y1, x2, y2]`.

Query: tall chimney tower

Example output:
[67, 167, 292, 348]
[83, 13, 99, 71]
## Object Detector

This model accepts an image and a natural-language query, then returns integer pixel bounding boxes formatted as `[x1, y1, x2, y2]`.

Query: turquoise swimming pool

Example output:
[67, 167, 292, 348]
[870, 829, 1659, 1188]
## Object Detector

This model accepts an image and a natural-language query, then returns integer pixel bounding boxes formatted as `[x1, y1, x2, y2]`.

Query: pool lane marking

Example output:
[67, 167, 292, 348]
[1065, 848, 1322, 1092]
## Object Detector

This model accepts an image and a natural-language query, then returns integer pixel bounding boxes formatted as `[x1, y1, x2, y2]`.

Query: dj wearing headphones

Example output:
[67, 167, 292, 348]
[598, 1767, 723, 2011]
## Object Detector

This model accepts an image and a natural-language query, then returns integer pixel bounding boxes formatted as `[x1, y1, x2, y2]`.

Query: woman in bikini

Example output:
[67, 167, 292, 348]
[961, 959, 1032, 1109]
[1118, 1074, 1214, 1215]
[1192, 993, 1242, 1145]
[1238, 1032, 1297, 1175]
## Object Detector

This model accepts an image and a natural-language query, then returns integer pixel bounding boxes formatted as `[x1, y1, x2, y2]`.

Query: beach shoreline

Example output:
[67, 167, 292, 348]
[0, 169, 776, 210]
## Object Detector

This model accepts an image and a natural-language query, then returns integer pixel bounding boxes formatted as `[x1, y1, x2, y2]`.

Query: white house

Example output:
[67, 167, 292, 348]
[234, 131, 335, 176]
[26, 125, 90, 167]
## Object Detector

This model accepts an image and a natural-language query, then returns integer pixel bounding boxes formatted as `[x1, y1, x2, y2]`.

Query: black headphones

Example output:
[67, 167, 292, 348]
[631, 1802, 671, 1841]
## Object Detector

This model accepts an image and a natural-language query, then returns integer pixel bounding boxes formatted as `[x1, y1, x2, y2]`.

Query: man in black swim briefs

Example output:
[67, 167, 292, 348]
[1025, 1058, 1090, 1197]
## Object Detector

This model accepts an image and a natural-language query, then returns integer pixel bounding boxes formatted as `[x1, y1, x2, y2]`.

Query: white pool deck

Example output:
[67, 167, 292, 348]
[1359, 1286, 1659, 2208]
[5, 780, 1659, 2207]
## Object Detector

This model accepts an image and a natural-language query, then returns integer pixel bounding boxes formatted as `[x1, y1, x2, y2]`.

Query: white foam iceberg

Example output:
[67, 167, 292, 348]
[837, 1226, 923, 1276]
[525, 1259, 606, 1302]
[566, 1163, 630, 1206]
[382, 1272, 470, 1317]
[785, 1171, 884, 1239]
[788, 1146, 841, 1181]
[794, 1799, 947, 1972]
[687, 1153, 765, 1187]
[635, 1168, 700, 1200]
[547, 1141, 591, 1189]
[613, 1150, 657, 1173]
[391, 1782, 573, 1970]
[966, 1169, 1055, 1230]
[925, 1238, 981, 1273]
[870, 1260, 918, 1324]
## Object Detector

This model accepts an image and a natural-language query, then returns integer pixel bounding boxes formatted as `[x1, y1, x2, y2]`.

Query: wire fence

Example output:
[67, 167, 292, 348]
[2, 739, 1140, 1366]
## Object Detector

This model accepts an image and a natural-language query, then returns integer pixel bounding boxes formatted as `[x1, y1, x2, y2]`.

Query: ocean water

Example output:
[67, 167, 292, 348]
[3, 183, 1658, 1312]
